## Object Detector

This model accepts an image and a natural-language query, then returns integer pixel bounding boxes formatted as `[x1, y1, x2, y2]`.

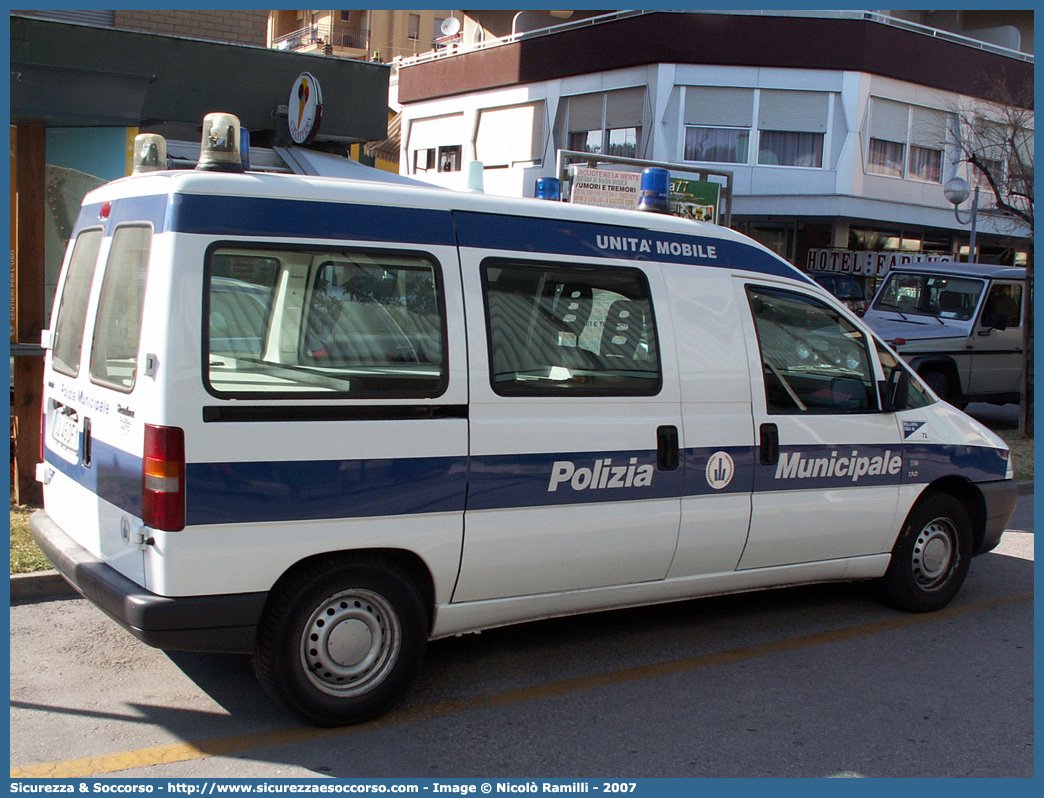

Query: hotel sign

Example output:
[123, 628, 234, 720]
[806, 249, 954, 277]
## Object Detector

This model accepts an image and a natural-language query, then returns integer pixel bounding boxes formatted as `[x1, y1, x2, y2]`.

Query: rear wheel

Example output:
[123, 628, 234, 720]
[877, 492, 972, 613]
[253, 555, 428, 726]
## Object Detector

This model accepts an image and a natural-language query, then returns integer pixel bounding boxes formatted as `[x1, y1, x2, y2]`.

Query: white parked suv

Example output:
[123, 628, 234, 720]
[862, 262, 1026, 406]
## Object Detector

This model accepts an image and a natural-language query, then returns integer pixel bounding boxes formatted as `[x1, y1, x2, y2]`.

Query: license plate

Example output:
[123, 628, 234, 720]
[50, 411, 79, 454]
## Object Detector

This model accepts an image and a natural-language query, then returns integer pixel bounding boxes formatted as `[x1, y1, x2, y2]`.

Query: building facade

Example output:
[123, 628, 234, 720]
[396, 10, 1033, 269]
[268, 9, 461, 63]
[18, 9, 270, 46]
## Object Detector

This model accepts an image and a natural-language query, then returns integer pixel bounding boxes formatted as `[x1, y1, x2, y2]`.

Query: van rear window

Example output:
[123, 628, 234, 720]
[89, 225, 152, 392]
[51, 228, 103, 377]
[204, 246, 446, 399]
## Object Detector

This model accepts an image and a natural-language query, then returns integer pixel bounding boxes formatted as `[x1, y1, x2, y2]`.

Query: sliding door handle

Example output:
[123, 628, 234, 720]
[760, 423, 779, 466]
[657, 425, 679, 471]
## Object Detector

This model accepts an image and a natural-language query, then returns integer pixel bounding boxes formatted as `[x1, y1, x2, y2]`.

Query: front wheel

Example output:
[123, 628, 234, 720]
[876, 492, 973, 613]
[253, 556, 428, 726]
[922, 370, 953, 403]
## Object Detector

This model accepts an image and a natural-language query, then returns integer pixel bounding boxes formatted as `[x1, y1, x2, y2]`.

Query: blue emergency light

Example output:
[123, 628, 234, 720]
[637, 167, 670, 214]
[535, 177, 561, 200]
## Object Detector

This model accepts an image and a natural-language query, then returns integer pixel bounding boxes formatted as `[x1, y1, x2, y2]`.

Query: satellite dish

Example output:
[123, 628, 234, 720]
[440, 17, 461, 36]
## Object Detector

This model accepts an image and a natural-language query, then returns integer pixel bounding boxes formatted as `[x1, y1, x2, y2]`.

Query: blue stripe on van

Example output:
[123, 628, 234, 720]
[46, 437, 1008, 527]
[167, 194, 458, 246]
[45, 438, 142, 517]
[181, 443, 1006, 525]
[467, 449, 680, 511]
[453, 211, 813, 282]
[185, 455, 468, 525]
[73, 193, 809, 284]
[904, 443, 1011, 484]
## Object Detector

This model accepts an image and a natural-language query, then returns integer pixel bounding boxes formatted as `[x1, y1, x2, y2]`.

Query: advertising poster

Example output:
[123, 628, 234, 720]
[669, 177, 720, 223]
[568, 166, 640, 210]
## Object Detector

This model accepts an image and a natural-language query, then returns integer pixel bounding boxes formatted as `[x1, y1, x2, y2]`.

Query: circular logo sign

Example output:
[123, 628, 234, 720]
[288, 72, 323, 145]
[120, 516, 132, 544]
[705, 451, 735, 490]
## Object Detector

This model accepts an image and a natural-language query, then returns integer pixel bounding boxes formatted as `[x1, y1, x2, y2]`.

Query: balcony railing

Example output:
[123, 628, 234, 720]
[273, 23, 370, 53]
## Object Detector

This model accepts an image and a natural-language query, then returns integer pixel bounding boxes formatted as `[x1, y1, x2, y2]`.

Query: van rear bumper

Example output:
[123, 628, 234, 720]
[28, 511, 266, 654]
[975, 479, 1019, 556]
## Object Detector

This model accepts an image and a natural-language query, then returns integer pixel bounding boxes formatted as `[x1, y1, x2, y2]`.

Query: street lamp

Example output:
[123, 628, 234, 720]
[943, 175, 979, 262]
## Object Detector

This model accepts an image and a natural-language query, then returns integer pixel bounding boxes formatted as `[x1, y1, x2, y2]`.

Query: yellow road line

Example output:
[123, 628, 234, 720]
[11, 590, 1032, 779]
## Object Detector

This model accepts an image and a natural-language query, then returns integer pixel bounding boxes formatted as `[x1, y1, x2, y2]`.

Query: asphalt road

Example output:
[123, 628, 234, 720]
[9, 491, 1033, 780]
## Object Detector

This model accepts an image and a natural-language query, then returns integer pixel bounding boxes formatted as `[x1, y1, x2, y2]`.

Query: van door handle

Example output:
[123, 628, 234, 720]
[82, 417, 92, 468]
[760, 423, 779, 466]
[657, 425, 679, 471]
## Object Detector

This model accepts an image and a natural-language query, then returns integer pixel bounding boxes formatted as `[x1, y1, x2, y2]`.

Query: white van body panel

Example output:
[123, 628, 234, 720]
[454, 248, 683, 601]
[33, 167, 1015, 669]
[431, 554, 892, 639]
[144, 228, 470, 598]
[730, 276, 906, 569]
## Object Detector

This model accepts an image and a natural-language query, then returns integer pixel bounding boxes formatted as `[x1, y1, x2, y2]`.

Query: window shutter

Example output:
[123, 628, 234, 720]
[407, 114, 464, 151]
[567, 93, 604, 132]
[758, 90, 829, 133]
[476, 103, 545, 166]
[684, 87, 754, 127]
[869, 98, 910, 143]
[909, 107, 948, 148]
[605, 87, 645, 128]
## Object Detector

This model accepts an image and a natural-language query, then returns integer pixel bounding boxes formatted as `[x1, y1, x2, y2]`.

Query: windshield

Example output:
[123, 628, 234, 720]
[872, 272, 985, 321]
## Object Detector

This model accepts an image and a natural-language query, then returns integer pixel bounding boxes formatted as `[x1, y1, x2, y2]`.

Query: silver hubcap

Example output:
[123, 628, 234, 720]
[301, 589, 401, 696]
[911, 517, 957, 590]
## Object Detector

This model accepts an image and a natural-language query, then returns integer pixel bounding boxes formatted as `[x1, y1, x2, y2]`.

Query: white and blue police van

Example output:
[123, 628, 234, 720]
[32, 114, 1017, 726]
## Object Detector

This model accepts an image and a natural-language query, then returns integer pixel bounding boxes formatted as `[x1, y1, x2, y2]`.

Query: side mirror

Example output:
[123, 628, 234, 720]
[992, 311, 1009, 331]
[880, 366, 910, 413]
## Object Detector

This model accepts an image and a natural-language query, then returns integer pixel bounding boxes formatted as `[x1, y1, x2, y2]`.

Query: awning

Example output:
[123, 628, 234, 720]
[364, 112, 401, 163]
[11, 62, 155, 127]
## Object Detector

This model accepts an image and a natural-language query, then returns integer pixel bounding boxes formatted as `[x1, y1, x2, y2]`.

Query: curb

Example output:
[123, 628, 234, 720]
[10, 569, 77, 604]
[9, 482, 1035, 605]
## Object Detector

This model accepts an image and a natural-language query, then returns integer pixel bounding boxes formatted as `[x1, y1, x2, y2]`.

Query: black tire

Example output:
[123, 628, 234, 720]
[922, 370, 953, 404]
[253, 555, 428, 726]
[876, 492, 973, 613]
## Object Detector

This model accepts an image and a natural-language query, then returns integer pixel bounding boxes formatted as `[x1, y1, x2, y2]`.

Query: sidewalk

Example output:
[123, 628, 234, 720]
[10, 481, 1034, 605]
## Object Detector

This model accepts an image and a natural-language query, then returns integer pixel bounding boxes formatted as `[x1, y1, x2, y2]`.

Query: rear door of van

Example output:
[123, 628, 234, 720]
[451, 214, 684, 601]
[42, 219, 155, 585]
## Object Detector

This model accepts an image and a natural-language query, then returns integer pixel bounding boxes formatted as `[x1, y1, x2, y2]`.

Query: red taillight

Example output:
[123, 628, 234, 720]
[143, 424, 185, 531]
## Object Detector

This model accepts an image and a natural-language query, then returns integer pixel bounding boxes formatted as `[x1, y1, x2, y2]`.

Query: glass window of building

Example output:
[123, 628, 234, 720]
[868, 99, 948, 183]
[682, 87, 753, 164]
[867, 97, 908, 177]
[561, 87, 645, 159]
[408, 114, 464, 175]
[756, 90, 828, 167]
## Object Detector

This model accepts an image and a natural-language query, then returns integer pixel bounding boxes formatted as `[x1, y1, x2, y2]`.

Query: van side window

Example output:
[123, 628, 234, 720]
[483, 261, 660, 396]
[874, 338, 931, 409]
[747, 285, 875, 414]
[205, 246, 446, 398]
[51, 228, 103, 377]
[89, 225, 152, 392]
